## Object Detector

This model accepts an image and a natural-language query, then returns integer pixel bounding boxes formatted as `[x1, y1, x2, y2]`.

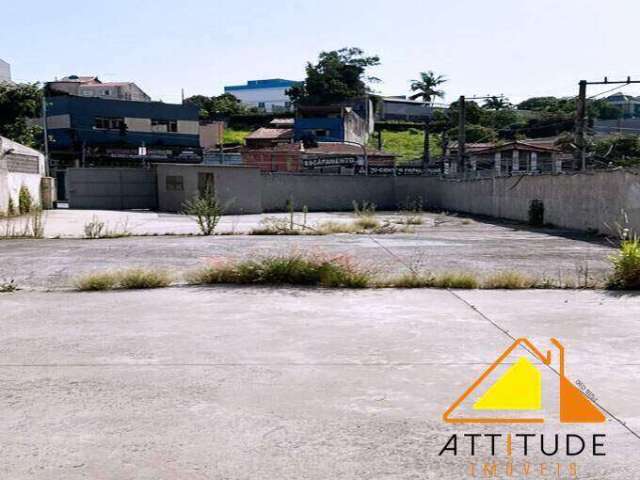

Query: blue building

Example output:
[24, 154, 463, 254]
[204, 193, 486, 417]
[224, 79, 299, 112]
[46, 95, 200, 151]
[293, 102, 374, 146]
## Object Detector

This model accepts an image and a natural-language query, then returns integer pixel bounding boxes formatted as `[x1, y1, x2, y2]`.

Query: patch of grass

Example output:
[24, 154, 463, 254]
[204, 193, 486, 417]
[188, 254, 371, 288]
[75, 272, 119, 291]
[607, 237, 640, 290]
[483, 271, 537, 289]
[354, 216, 380, 230]
[387, 273, 435, 288]
[432, 272, 479, 289]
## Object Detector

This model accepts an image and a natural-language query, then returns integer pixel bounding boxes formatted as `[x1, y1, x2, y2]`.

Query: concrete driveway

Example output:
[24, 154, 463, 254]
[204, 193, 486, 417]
[1, 287, 639, 479]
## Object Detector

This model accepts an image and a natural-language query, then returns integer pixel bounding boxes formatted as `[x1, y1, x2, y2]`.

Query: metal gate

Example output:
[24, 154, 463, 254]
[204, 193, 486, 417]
[67, 168, 157, 210]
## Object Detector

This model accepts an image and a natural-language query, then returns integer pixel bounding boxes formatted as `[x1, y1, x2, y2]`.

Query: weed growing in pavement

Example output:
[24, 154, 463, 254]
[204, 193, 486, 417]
[607, 236, 640, 290]
[84, 216, 105, 238]
[182, 185, 223, 236]
[483, 271, 538, 289]
[187, 254, 371, 288]
[75, 272, 119, 291]
[0, 208, 46, 239]
[117, 268, 171, 289]
[0, 279, 18, 293]
[75, 268, 171, 291]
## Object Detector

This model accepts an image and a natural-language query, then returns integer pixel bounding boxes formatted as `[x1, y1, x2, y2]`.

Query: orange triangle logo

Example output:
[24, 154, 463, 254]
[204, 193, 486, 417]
[443, 338, 605, 424]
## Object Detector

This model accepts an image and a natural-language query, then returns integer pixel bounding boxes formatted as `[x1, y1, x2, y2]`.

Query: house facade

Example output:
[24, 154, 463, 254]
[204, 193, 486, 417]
[47, 75, 151, 102]
[46, 95, 199, 150]
[0, 58, 11, 83]
[377, 96, 432, 122]
[605, 93, 640, 118]
[224, 79, 298, 112]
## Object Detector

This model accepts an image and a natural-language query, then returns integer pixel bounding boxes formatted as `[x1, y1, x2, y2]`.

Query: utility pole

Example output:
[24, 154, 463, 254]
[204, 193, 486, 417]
[574, 77, 640, 170]
[42, 95, 50, 177]
[457, 95, 466, 174]
[575, 80, 587, 171]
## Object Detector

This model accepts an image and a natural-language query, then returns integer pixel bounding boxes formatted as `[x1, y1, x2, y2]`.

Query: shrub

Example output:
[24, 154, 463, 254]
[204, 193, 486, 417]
[188, 254, 370, 288]
[18, 185, 33, 214]
[607, 237, 640, 290]
[484, 271, 537, 289]
[183, 186, 223, 235]
[75, 272, 118, 291]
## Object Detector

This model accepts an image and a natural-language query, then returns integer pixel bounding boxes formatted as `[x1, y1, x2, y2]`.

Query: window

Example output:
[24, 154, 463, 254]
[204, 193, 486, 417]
[151, 119, 178, 133]
[103, 89, 110, 96]
[258, 102, 266, 110]
[166, 175, 184, 191]
[95, 117, 125, 130]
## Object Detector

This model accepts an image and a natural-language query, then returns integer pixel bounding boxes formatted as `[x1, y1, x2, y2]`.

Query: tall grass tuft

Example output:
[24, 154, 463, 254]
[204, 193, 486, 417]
[75, 272, 118, 291]
[484, 271, 537, 289]
[607, 237, 640, 290]
[118, 268, 171, 289]
[188, 254, 370, 288]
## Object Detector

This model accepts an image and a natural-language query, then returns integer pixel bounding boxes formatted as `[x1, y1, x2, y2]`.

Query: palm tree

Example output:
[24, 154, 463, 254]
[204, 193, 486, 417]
[410, 71, 447, 169]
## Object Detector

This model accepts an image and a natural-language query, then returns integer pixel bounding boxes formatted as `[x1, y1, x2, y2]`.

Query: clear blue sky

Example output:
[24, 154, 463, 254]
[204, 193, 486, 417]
[3, 0, 639, 104]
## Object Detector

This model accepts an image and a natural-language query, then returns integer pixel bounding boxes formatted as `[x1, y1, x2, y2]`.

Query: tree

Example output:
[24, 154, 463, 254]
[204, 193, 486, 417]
[409, 71, 447, 168]
[287, 47, 380, 106]
[0, 82, 43, 148]
[483, 96, 511, 111]
[185, 93, 246, 120]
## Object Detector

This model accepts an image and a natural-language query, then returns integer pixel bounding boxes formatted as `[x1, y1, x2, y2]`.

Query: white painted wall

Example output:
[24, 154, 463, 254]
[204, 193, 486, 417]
[0, 58, 11, 83]
[0, 137, 45, 213]
[225, 87, 292, 112]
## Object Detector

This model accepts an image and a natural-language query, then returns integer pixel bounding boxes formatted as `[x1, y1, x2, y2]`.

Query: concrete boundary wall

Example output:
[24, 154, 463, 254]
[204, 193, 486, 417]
[398, 170, 640, 235]
[261, 173, 397, 212]
[260, 170, 640, 234]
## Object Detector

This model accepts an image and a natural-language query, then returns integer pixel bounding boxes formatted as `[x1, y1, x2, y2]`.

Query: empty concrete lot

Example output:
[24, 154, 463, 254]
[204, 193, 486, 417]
[1, 287, 639, 479]
[0, 210, 614, 289]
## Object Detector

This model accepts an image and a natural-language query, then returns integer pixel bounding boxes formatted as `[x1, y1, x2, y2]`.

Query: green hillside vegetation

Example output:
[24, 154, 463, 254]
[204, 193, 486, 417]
[223, 128, 251, 145]
[371, 129, 442, 163]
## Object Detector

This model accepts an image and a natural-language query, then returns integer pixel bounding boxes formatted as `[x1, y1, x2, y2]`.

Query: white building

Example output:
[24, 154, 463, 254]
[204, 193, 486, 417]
[47, 75, 151, 102]
[0, 136, 47, 214]
[0, 58, 11, 83]
[224, 79, 298, 113]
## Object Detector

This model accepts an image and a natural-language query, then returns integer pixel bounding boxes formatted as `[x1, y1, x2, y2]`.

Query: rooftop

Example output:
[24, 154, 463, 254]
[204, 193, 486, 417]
[246, 128, 293, 141]
[225, 79, 300, 91]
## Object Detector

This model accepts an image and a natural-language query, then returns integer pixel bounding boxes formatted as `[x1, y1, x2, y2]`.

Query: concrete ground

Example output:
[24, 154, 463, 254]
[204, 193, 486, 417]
[0, 210, 614, 289]
[1, 287, 639, 479]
